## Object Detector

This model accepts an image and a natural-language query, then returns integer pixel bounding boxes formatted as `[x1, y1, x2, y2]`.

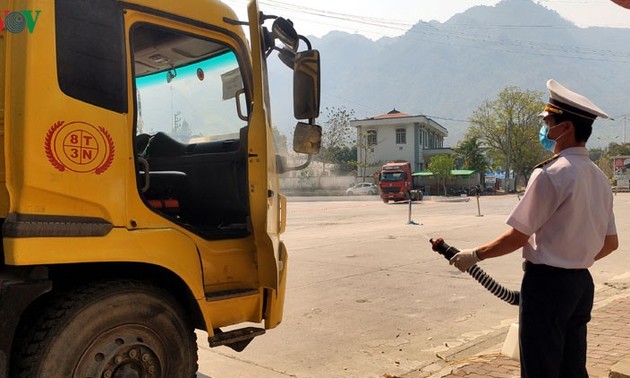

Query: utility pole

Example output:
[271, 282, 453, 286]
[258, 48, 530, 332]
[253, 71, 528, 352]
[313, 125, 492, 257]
[505, 120, 511, 192]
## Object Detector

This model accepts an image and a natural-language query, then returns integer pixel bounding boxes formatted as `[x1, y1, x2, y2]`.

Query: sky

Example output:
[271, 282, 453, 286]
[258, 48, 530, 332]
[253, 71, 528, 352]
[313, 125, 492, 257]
[225, 0, 630, 40]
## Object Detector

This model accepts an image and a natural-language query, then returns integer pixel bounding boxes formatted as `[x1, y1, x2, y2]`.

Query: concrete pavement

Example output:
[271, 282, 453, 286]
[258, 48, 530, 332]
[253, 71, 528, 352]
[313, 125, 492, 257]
[404, 270, 630, 378]
[196, 194, 630, 378]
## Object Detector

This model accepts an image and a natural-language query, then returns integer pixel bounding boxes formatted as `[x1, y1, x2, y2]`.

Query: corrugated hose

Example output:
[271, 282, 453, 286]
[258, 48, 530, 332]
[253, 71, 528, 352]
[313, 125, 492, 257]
[430, 238, 520, 306]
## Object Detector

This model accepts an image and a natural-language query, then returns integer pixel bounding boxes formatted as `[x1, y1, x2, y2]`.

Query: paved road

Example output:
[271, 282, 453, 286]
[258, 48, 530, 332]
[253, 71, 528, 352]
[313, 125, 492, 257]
[197, 194, 630, 378]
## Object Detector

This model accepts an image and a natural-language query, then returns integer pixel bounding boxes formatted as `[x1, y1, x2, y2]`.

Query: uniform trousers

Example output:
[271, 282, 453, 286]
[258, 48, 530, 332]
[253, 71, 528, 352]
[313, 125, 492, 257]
[519, 261, 594, 378]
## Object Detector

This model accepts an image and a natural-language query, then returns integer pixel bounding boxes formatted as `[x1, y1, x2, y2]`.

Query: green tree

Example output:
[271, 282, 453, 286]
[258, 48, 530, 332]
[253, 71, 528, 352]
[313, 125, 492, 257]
[606, 142, 630, 156]
[589, 146, 606, 163]
[318, 106, 355, 175]
[591, 142, 630, 183]
[428, 154, 455, 195]
[596, 156, 614, 180]
[329, 145, 357, 175]
[454, 135, 488, 181]
[356, 130, 379, 182]
[468, 86, 547, 189]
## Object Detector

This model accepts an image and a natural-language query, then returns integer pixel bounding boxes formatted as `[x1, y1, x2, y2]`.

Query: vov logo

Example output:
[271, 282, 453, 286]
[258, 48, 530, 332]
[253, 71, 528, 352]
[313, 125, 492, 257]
[1, 10, 41, 34]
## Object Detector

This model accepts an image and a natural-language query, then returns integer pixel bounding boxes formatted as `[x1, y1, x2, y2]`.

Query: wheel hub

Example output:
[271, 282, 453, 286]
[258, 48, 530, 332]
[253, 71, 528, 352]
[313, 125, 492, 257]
[75, 325, 164, 378]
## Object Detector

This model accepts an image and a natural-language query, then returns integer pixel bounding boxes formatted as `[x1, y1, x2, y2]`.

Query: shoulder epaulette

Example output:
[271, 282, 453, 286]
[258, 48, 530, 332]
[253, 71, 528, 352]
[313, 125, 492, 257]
[534, 154, 560, 169]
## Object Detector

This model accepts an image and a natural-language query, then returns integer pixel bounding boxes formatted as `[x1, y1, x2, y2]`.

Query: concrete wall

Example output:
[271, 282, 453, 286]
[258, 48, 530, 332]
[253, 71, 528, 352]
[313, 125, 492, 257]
[280, 175, 360, 196]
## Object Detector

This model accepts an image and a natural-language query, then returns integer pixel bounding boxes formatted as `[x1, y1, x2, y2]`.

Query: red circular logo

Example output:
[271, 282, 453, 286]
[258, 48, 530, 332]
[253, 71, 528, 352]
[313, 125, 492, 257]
[45, 121, 115, 174]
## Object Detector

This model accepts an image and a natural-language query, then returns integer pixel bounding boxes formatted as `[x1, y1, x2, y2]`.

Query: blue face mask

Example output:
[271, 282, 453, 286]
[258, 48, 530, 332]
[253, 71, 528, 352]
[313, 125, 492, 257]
[539, 122, 568, 153]
[539, 125, 556, 152]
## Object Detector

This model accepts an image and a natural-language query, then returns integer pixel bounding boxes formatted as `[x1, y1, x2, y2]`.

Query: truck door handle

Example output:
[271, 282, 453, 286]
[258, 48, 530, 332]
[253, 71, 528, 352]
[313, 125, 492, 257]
[138, 157, 150, 193]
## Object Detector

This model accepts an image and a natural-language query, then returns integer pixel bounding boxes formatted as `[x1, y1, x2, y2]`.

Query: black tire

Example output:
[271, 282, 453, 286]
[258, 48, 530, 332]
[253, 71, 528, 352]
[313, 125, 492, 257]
[12, 280, 198, 378]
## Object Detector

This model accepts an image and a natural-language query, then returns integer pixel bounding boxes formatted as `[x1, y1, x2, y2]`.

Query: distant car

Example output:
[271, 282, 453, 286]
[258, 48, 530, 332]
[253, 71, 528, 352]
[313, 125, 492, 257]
[346, 182, 378, 196]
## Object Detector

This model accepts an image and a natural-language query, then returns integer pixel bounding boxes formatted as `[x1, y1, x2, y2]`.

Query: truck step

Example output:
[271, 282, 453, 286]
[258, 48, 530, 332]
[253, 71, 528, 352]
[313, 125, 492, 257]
[208, 327, 265, 352]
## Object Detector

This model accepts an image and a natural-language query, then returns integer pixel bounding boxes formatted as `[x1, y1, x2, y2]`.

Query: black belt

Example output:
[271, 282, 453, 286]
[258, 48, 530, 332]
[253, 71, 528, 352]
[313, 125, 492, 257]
[522, 261, 587, 272]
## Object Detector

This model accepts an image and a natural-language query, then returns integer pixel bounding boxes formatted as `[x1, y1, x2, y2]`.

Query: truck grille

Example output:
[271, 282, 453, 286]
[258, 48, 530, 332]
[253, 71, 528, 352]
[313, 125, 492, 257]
[382, 187, 402, 194]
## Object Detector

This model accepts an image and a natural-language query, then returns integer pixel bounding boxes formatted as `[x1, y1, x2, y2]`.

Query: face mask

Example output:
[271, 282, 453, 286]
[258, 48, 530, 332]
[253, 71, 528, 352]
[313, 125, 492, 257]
[539, 125, 556, 152]
[539, 122, 568, 153]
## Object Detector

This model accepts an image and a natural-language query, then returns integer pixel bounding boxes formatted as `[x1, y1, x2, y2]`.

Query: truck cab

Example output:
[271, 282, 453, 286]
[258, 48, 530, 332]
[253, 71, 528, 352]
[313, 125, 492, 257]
[0, 0, 320, 376]
[379, 162, 422, 203]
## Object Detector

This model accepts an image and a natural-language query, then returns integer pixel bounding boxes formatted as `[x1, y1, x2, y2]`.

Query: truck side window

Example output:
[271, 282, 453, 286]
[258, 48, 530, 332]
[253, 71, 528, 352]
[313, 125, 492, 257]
[131, 24, 250, 239]
[55, 0, 127, 113]
[132, 25, 245, 146]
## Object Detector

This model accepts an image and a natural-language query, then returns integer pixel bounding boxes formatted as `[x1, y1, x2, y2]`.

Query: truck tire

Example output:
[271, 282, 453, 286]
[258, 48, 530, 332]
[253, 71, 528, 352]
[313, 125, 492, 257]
[11, 280, 198, 378]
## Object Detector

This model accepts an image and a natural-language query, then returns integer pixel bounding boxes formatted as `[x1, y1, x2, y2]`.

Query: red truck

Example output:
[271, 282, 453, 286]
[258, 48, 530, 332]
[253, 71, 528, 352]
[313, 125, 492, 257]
[378, 162, 423, 203]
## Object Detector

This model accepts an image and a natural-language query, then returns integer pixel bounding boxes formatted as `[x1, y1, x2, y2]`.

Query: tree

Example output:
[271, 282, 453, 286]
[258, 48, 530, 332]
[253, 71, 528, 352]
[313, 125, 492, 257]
[454, 135, 488, 180]
[468, 86, 547, 189]
[589, 147, 606, 163]
[329, 145, 356, 175]
[272, 127, 289, 155]
[356, 130, 381, 182]
[591, 142, 630, 183]
[428, 154, 455, 195]
[318, 106, 355, 175]
[606, 142, 630, 157]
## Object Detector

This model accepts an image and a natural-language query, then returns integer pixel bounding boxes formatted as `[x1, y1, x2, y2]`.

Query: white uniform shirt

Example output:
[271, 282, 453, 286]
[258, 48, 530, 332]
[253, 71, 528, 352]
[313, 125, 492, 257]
[506, 147, 616, 269]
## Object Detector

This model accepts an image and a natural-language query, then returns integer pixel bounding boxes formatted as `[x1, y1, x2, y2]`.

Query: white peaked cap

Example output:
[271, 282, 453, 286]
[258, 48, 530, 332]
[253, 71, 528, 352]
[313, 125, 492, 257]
[540, 79, 609, 120]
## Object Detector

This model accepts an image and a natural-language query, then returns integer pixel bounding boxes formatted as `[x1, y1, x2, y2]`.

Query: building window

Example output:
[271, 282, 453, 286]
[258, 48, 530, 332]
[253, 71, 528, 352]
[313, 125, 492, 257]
[367, 130, 377, 146]
[396, 128, 406, 144]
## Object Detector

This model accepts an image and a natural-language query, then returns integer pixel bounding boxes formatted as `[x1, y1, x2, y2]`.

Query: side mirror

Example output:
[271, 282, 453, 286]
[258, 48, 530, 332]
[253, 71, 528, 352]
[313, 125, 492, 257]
[293, 50, 320, 120]
[277, 47, 295, 69]
[293, 122, 321, 155]
[272, 17, 299, 52]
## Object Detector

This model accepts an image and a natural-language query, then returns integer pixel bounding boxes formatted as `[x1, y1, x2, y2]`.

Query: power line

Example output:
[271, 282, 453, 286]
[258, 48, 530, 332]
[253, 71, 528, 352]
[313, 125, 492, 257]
[256, 0, 630, 63]
[251, 1, 630, 120]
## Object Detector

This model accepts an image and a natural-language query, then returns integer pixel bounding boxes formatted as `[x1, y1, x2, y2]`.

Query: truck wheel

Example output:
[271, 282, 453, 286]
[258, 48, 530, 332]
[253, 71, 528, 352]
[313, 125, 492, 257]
[12, 280, 198, 378]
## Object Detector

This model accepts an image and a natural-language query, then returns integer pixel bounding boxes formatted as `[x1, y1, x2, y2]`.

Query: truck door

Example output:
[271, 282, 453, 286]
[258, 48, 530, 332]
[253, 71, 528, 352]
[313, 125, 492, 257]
[246, 0, 286, 292]
[127, 2, 284, 295]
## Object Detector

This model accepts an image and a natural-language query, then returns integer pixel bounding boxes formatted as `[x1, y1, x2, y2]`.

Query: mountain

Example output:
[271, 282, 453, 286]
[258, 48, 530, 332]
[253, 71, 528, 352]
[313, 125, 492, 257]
[268, 0, 630, 147]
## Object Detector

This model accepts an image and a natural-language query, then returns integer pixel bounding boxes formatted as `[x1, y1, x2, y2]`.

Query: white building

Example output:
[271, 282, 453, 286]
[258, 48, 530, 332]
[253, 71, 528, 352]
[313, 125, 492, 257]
[350, 109, 451, 177]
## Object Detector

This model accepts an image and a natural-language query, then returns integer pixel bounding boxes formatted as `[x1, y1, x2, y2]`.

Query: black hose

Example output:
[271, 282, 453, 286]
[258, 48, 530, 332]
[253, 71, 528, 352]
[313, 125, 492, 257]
[430, 238, 520, 306]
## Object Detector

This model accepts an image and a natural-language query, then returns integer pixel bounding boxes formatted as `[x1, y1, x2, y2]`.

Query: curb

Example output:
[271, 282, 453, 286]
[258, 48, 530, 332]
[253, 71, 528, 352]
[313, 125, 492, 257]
[435, 326, 510, 363]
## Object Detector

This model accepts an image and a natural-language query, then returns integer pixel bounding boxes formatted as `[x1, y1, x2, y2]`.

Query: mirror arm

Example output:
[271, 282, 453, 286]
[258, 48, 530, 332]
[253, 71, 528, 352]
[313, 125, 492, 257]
[298, 35, 312, 50]
[261, 13, 279, 21]
[282, 154, 313, 172]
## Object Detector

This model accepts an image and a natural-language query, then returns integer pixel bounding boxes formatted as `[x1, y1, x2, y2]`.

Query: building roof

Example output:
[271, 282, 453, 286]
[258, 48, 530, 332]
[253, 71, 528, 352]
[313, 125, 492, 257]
[349, 108, 449, 137]
[373, 108, 412, 119]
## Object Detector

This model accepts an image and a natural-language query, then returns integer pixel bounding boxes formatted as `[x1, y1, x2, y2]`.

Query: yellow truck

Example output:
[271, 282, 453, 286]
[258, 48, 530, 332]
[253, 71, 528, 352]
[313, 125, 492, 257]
[0, 0, 321, 376]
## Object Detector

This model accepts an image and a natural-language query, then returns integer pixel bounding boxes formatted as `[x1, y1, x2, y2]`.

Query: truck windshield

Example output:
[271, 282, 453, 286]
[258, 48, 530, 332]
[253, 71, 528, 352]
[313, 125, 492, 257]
[380, 172, 406, 181]
[133, 25, 246, 144]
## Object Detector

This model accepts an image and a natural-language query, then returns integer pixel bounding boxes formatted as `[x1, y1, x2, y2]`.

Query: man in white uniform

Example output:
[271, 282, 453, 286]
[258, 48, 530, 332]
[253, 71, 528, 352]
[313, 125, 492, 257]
[450, 79, 619, 377]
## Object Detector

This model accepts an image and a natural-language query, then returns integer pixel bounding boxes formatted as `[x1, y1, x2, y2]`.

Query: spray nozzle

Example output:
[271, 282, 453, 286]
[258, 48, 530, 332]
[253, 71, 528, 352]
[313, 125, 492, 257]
[429, 238, 459, 260]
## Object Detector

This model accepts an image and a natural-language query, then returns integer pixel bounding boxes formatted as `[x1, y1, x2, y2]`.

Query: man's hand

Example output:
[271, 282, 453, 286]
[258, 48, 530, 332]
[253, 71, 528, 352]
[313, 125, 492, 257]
[449, 249, 480, 272]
